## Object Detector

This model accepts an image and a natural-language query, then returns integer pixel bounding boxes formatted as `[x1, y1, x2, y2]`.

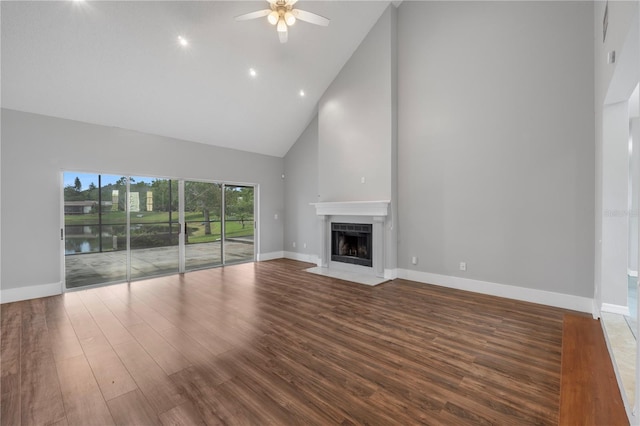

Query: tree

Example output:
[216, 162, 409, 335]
[74, 176, 82, 191]
[185, 182, 221, 236]
[86, 182, 98, 201]
[115, 176, 129, 187]
[64, 185, 84, 201]
[225, 186, 253, 228]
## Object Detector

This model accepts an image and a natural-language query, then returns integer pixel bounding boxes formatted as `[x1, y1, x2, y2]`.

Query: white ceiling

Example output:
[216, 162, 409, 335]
[1, 1, 390, 157]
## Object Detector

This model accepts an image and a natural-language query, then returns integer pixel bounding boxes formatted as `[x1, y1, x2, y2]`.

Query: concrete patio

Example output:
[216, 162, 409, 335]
[65, 240, 254, 288]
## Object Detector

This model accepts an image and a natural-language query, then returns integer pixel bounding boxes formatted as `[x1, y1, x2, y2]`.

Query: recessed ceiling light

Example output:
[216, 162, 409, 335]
[299, 90, 306, 97]
[249, 68, 257, 78]
[177, 36, 189, 47]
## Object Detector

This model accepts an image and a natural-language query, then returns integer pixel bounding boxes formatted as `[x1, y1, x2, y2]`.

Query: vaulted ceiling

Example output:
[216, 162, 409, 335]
[1, 1, 390, 157]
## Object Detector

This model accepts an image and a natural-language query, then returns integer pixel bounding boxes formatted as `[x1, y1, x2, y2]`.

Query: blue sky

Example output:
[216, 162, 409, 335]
[63, 172, 122, 189]
[63, 172, 159, 189]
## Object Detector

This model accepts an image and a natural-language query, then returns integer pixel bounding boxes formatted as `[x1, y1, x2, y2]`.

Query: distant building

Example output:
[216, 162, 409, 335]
[64, 200, 113, 214]
[64, 201, 96, 215]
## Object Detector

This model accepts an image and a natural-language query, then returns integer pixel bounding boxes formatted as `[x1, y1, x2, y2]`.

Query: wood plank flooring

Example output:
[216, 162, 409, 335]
[559, 314, 628, 425]
[0, 259, 626, 425]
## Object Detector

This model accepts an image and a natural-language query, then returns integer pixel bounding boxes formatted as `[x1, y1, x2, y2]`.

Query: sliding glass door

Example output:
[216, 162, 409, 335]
[64, 173, 127, 288]
[224, 185, 255, 264]
[129, 176, 180, 280]
[184, 181, 222, 271]
[64, 172, 256, 289]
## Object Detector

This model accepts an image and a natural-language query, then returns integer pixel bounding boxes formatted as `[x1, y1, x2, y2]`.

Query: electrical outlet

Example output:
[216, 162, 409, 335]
[303, 243, 307, 248]
[411, 256, 418, 265]
[292, 242, 296, 248]
[459, 262, 466, 271]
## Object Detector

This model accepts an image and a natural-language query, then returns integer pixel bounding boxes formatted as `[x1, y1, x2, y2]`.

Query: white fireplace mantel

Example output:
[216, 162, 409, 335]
[311, 200, 390, 217]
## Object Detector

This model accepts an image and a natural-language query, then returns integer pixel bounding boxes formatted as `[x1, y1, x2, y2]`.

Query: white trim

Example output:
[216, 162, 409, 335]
[283, 251, 320, 265]
[1, 282, 63, 304]
[593, 299, 601, 319]
[397, 269, 593, 313]
[384, 268, 398, 280]
[311, 200, 390, 217]
[256, 251, 284, 262]
[306, 266, 388, 286]
[628, 268, 638, 278]
[601, 303, 631, 316]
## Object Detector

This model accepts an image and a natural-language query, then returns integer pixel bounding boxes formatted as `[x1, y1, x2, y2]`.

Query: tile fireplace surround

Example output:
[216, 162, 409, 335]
[309, 201, 390, 286]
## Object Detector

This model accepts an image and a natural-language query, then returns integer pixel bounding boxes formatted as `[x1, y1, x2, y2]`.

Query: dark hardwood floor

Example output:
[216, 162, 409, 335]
[0, 259, 626, 425]
[559, 314, 628, 425]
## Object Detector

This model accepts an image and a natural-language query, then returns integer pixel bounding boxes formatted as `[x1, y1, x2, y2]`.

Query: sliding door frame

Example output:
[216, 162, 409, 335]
[61, 170, 258, 292]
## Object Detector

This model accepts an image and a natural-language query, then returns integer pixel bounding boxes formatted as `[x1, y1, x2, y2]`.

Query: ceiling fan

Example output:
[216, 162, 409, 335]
[235, 0, 330, 44]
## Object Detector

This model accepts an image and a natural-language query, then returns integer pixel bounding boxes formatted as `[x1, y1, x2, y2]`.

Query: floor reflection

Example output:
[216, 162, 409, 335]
[602, 311, 636, 406]
[602, 275, 637, 412]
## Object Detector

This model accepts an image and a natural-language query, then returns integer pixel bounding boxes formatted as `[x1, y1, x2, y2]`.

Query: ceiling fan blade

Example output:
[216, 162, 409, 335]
[234, 9, 271, 21]
[291, 9, 330, 26]
[278, 29, 288, 43]
[289, 0, 299, 6]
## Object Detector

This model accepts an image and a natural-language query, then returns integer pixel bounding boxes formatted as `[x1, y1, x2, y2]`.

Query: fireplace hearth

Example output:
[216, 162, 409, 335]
[331, 223, 372, 267]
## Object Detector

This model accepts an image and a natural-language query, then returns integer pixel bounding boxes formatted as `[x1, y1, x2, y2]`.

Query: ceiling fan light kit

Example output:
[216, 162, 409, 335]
[235, 0, 330, 43]
[284, 12, 296, 26]
[267, 11, 279, 25]
[277, 19, 287, 33]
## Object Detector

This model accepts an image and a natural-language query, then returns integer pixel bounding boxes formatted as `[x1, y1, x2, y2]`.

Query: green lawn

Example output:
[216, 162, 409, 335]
[65, 210, 180, 225]
[186, 220, 253, 243]
[66, 211, 253, 243]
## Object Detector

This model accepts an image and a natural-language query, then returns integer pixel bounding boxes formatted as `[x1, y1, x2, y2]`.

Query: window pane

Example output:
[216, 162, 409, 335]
[129, 176, 179, 279]
[185, 181, 222, 270]
[224, 185, 254, 264]
[64, 173, 127, 288]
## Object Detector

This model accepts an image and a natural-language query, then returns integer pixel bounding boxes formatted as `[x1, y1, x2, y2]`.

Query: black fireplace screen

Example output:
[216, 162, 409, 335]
[331, 223, 372, 267]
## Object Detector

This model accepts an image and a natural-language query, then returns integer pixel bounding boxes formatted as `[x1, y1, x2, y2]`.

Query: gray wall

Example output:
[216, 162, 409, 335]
[318, 6, 395, 203]
[283, 116, 319, 258]
[1, 109, 284, 291]
[397, 1, 595, 297]
[287, 6, 398, 269]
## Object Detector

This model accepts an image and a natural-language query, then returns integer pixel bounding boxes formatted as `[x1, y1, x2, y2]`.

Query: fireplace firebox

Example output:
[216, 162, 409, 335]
[331, 223, 372, 267]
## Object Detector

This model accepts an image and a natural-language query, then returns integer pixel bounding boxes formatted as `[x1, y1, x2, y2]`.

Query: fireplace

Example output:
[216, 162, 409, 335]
[331, 223, 372, 267]
[311, 201, 390, 282]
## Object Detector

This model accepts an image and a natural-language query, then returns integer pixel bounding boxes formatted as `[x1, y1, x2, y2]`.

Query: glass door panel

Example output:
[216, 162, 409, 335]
[64, 173, 127, 288]
[65, 173, 259, 288]
[129, 176, 179, 280]
[224, 185, 255, 264]
[184, 181, 222, 271]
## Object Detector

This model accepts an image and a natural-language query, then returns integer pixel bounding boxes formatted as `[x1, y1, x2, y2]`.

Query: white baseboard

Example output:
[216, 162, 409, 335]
[283, 251, 320, 265]
[397, 269, 593, 313]
[256, 251, 284, 262]
[384, 268, 398, 280]
[601, 303, 631, 316]
[592, 300, 601, 319]
[1, 282, 63, 304]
